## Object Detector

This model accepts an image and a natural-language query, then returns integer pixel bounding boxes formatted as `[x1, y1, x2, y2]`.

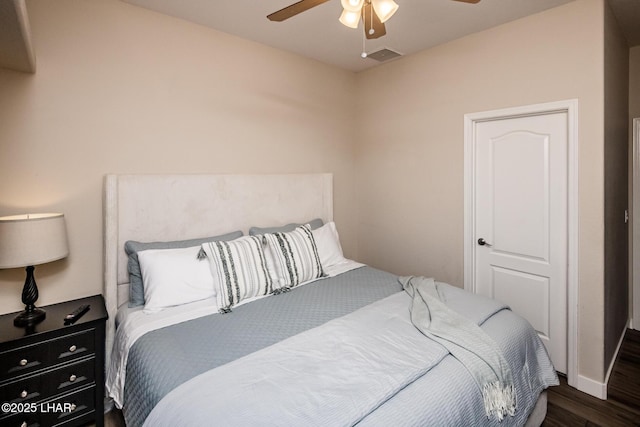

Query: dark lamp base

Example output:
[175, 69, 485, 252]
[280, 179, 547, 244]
[14, 265, 46, 327]
[14, 307, 46, 327]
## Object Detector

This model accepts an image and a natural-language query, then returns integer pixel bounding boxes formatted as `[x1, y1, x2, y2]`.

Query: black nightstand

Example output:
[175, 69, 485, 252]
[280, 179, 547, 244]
[0, 295, 108, 427]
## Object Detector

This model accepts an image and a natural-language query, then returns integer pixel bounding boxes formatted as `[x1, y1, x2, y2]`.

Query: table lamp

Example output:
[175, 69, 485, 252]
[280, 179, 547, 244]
[0, 213, 69, 326]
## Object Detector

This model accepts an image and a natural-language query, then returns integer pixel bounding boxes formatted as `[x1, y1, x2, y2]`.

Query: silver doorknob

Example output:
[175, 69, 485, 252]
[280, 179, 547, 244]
[478, 238, 492, 246]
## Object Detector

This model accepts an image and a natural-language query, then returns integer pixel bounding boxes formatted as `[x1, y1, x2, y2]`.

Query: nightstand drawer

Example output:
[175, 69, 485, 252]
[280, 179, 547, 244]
[1, 412, 40, 427]
[45, 385, 96, 427]
[1, 385, 96, 427]
[0, 371, 45, 403]
[50, 357, 95, 397]
[0, 358, 95, 405]
[0, 330, 95, 381]
[0, 345, 46, 381]
[48, 330, 95, 365]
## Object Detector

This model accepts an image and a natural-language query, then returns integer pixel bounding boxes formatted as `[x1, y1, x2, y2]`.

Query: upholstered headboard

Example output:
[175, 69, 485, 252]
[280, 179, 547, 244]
[103, 173, 333, 364]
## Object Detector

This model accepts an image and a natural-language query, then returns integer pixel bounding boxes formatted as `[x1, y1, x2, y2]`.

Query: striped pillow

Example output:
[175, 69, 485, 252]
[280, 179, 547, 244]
[263, 225, 325, 289]
[201, 235, 273, 313]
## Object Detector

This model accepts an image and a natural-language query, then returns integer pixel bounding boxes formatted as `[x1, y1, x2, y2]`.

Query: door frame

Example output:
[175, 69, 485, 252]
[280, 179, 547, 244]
[463, 99, 578, 389]
[633, 118, 640, 331]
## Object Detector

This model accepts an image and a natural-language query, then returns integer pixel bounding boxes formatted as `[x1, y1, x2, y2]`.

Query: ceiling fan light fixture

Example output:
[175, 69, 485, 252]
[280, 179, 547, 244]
[339, 9, 361, 29]
[341, 0, 364, 12]
[370, 0, 398, 23]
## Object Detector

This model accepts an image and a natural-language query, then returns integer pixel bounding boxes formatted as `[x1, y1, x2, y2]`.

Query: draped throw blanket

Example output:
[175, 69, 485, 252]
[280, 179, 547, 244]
[399, 276, 516, 421]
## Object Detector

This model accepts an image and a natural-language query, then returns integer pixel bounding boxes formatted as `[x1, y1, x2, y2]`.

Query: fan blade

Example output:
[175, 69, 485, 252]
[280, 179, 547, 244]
[267, 0, 332, 22]
[363, 3, 386, 39]
[451, 0, 481, 3]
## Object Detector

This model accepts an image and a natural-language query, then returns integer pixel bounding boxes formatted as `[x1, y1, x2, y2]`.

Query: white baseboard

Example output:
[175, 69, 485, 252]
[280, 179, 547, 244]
[576, 326, 628, 400]
[577, 374, 607, 399]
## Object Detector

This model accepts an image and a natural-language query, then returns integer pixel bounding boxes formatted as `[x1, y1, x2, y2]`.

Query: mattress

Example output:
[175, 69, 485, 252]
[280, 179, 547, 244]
[109, 266, 558, 426]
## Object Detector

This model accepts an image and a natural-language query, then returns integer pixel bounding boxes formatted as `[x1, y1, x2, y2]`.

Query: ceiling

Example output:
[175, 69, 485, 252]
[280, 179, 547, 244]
[1, 0, 640, 74]
[122, 0, 578, 72]
[120, 0, 640, 72]
[608, 0, 640, 47]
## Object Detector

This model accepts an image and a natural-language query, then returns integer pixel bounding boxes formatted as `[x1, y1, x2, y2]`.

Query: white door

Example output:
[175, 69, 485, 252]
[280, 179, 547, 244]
[473, 112, 568, 374]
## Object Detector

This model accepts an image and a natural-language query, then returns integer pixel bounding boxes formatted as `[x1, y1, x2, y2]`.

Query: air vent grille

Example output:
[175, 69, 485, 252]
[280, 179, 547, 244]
[367, 48, 402, 62]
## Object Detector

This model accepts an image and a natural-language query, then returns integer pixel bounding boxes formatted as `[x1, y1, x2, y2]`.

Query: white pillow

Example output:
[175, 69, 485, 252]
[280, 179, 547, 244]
[312, 222, 346, 268]
[138, 246, 216, 313]
[201, 235, 274, 313]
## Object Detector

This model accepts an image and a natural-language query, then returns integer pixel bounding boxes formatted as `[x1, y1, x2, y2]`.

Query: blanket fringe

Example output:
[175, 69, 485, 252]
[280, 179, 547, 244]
[482, 381, 516, 421]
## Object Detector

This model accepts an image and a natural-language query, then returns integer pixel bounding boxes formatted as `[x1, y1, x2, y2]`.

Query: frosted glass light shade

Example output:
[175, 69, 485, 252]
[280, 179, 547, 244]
[0, 213, 69, 268]
[341, 0, 364, 12]
[339, 9, 361, 28]
[371, 0, 399, 23]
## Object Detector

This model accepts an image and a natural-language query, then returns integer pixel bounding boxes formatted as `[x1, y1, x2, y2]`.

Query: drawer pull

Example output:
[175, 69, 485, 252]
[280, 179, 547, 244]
[20, 390, 27, 398]
[19, 359, 28, 366]
[69, 345, 77, 353]
[69, 374, 77, 382]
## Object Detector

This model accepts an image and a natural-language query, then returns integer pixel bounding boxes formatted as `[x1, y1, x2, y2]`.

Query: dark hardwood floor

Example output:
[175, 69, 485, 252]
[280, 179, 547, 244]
[543, 329, 640, 427]
[103, 329, 640, 426]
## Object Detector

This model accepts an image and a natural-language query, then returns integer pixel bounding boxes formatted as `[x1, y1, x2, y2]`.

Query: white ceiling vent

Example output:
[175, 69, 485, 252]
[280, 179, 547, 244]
[367, 48, 402, 62]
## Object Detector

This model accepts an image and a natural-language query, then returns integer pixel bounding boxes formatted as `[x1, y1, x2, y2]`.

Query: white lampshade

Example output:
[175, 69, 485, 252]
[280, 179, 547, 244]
[371, 0, 399, 23]
[339, 9, 361, 29]
[0, 213, 69, 269]
[341, 0, 364, 12]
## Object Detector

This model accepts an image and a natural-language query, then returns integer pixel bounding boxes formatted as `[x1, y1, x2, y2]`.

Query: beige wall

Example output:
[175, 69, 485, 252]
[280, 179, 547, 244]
[0, 0, 358, 313]
[355, 0, 606, 382]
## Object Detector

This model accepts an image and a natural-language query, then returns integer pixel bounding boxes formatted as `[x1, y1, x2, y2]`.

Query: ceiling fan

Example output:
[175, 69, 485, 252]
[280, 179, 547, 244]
[267, 0, 481, 40]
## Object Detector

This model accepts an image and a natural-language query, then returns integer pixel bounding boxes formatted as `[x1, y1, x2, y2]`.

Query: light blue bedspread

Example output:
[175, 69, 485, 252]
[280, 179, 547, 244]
[122, 266, 402, 425]
[142, 280, 558, 426]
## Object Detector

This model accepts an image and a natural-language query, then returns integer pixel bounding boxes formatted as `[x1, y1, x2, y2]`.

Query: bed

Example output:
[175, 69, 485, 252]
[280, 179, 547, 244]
[103, 173, 558, 426]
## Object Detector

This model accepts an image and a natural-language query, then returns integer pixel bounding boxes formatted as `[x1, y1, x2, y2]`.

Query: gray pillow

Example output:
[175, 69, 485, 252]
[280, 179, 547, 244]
[124, 230, 243, 307]
[249, 218, 324, 236]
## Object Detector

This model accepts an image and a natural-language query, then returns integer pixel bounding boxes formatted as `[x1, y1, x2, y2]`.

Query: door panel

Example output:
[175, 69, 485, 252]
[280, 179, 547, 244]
[492, 267, 550, 338]
[474, 112, 567, 373]
[492, 132, 549, 261]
